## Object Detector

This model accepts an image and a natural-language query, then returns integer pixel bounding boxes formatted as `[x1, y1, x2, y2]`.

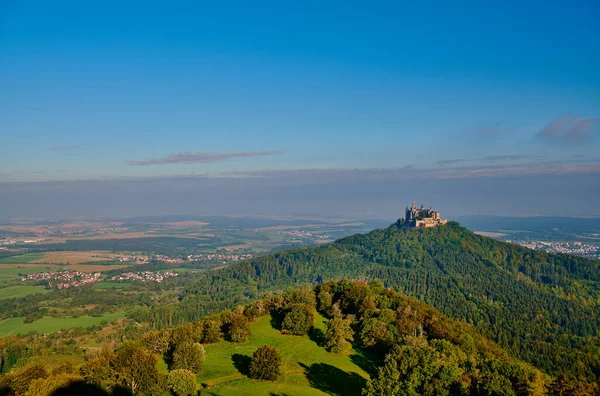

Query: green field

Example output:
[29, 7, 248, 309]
[0, 253, 45, 264]
[198, 314, 374, 396]
[0, 285, 48, 299]
[0, 310, 127, 338]
[0, 266, 53, 282]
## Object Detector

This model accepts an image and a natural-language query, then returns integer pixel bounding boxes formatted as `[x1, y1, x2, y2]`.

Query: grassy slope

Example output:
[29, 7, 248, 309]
[0, 285, 48, 299]
[198, 314, 374, 396]
[0, 310, 127, 337]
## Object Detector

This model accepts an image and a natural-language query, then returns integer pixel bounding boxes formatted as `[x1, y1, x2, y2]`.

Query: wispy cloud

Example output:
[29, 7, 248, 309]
[437, 159, 466, 166]
[479, 154, 542, 162]
[537, 115, 598, 143]
[222, 161, 600, 181]
[437, 154, 542, 167]
[127, 151, 284, 166]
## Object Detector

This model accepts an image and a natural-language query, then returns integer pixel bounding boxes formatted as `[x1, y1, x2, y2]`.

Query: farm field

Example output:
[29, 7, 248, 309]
[0, 251, 131, 265]
[0, 310, 127, 338]
[0, 253, 45, 263]
[0, 285, 48, 299]
[197, 314, 372, 396]
[25, 251, 127, 264]
[66, 263, 130, 272]
[0, 266, 56, 282]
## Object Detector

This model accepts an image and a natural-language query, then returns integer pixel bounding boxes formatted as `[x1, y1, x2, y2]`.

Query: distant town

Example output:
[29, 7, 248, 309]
[508, 240, 600, 259]
[110, 270, 178, 282]
[277, 230, 331, 240]
[24, 270, 102, 289]
[115, 253, 254, 265]
[23, 269, 178, 289]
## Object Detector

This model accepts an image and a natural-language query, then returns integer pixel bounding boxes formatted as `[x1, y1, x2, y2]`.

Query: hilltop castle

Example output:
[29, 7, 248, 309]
[400, 202, 447, 228]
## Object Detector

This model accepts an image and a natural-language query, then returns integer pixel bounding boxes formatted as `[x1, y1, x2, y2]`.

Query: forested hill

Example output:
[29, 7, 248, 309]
[135, 222, 600, 380]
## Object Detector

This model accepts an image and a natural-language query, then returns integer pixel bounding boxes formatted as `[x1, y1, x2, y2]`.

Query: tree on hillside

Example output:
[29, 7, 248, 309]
[172, 342, 206, 374]
[364, 340, 469, 396]
[281, 304, 315, 336]
[201, 320, 222, 344]
[227, 314, 251, 343]
[167, 369, 197, 396]
[170, 323, 199, 346]
[0, 339, 30, 374]
[141, 330, 170, 354]
[248, 345, 282, 381]
[244, 300, 265, 321]
[324, 315, 354, 354]
[362, 357, 401, 396]
[286, 286, 317, 308]
[0, 363, 47, 395]
[547, 375, 600, 396]
[113, 342, 164, 395]
[359, 317, 390, 350]
[20, 372, 82, 396]
[79, 349, 118, 391]
[316, 286, 333, 315]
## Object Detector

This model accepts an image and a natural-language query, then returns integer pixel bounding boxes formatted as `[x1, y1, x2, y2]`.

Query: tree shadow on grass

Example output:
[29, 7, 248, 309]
[300, 362, 366, 396]
[49, 381, 132, 396]
[269, 311, 284, 331]
[350, 348, 382, 377]
[309, 327, 326, 347]
[232, 353, 252, 376]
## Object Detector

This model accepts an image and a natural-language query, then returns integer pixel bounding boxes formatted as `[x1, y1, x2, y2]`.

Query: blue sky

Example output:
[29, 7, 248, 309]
[1, 1, 599, 218]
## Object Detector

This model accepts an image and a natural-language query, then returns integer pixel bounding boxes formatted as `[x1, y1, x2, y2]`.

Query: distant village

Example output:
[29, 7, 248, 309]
[24, 270, 102, 289]
[277, 230, 332, 240]
[23, 269, 178, 289]
[115, 253, 253, 265]
[507, 240, 600, 259]
[110, 270, 178, 282]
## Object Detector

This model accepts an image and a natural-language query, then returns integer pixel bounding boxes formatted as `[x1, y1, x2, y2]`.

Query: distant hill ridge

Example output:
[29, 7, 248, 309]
[134, 222, 600, 379]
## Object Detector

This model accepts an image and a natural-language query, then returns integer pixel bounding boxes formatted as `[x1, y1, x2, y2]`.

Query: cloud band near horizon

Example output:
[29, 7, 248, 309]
[126, 151, 284, 166]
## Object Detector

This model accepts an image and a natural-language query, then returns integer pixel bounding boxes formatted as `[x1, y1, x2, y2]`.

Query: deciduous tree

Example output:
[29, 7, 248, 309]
[172, 342, 206, 374]
[167, 369, 197, 396]
[141, 330, 170, 355]
[281, 304, 315, 336]
[201, 320, 222, 344]
[248, 345, 281, 381]
[324, 315, 354, 354]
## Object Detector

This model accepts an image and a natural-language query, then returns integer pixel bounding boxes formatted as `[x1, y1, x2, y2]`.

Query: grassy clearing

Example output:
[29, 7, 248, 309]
[0, 266, 54, 283]
[0, 310, 127, 338]
[197, 314, 374, 396]
[0, 285, 48, 299]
